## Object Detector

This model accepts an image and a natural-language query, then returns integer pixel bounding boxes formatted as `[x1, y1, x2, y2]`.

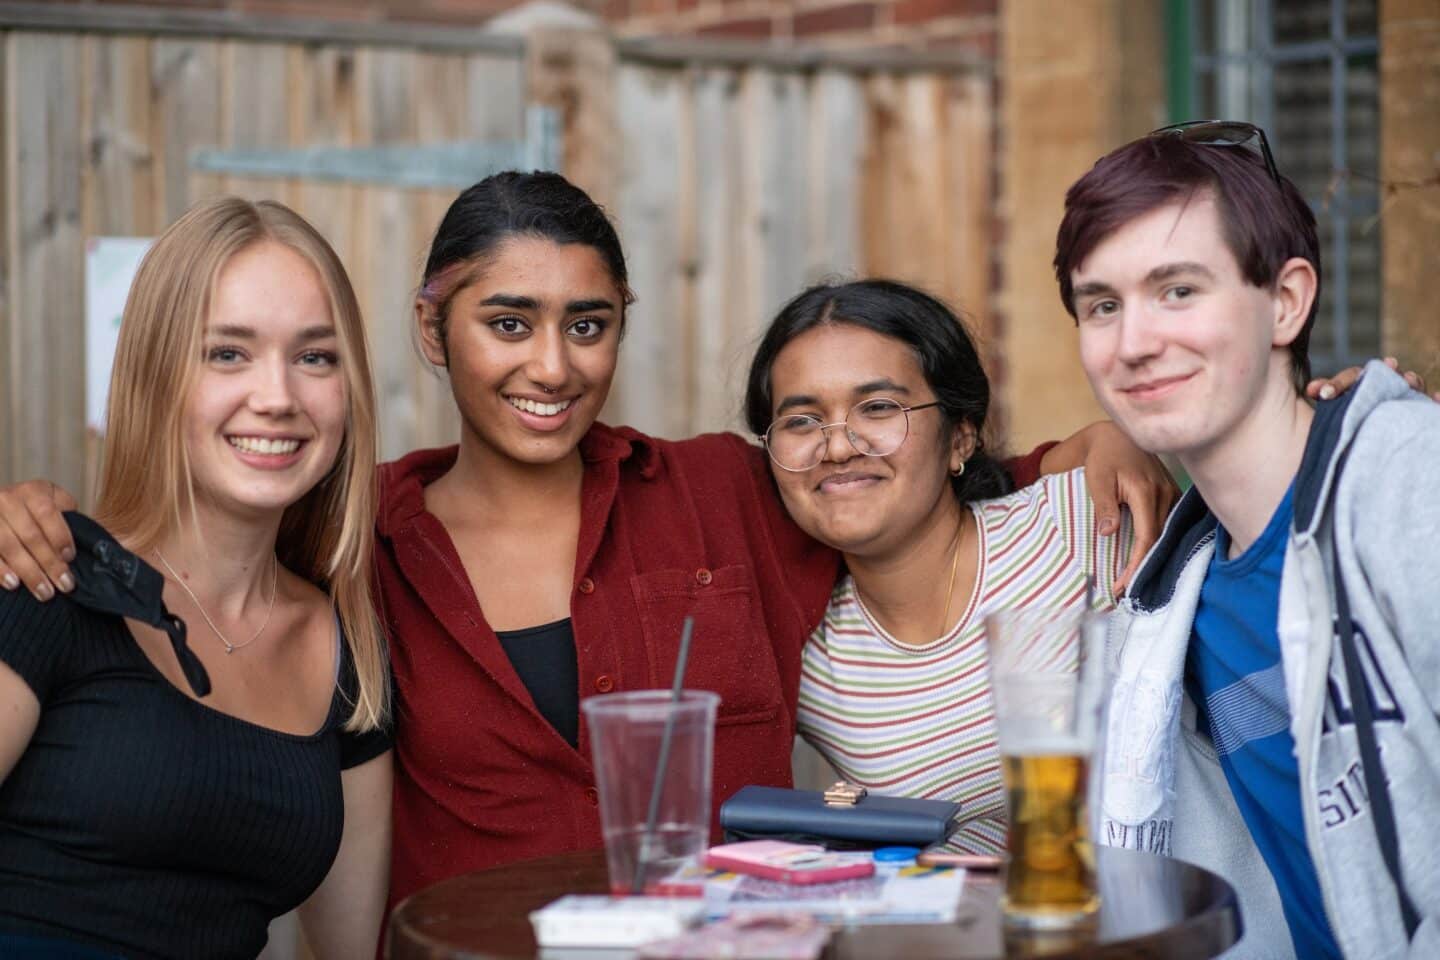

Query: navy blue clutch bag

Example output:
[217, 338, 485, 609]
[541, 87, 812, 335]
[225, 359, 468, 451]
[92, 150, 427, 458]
[719, 783, 962, 849]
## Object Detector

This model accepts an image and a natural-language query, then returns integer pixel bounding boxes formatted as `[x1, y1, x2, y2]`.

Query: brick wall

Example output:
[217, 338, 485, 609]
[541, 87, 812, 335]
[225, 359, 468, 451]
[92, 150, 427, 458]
[39, 0, 997, 57]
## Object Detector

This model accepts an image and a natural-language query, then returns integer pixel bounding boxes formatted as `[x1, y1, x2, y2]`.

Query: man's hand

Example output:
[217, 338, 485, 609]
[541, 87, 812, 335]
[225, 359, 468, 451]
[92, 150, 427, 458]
[0, 480, 79, 602]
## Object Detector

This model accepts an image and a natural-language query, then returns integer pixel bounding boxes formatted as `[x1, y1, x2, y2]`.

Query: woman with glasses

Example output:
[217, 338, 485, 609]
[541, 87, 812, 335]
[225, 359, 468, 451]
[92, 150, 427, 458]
[745, 279, 1132, 853]
[0, 173, 1174, 911]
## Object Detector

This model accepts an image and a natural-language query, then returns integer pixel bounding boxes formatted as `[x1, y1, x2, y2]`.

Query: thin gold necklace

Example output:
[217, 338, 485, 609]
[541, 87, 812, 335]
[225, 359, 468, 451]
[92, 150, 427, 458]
[938, 515, 966, 639]
[154, 549, 278, 654]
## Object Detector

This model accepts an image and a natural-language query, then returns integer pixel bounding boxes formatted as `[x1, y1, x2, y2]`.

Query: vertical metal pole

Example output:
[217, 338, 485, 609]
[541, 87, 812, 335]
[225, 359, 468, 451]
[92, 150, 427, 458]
[1255, 0, 1274, 134]
[1330, 0, 1350, 363]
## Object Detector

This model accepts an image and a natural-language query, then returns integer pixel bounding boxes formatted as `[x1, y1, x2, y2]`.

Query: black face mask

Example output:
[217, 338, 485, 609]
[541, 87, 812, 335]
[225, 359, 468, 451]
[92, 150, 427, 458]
[65, 512, 211, 697]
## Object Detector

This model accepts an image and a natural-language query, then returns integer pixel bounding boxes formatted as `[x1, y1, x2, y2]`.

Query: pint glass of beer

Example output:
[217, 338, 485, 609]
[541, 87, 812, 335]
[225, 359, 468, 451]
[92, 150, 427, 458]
[984, 608, 1108, 930]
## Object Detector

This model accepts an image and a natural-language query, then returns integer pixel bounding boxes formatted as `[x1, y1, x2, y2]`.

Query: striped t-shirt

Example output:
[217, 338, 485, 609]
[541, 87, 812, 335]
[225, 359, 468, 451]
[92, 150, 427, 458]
[797, 468, 1130, 853]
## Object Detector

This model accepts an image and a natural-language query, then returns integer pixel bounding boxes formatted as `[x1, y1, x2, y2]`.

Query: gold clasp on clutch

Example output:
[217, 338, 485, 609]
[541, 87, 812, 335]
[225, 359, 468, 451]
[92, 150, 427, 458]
[823, 781, 867, 807]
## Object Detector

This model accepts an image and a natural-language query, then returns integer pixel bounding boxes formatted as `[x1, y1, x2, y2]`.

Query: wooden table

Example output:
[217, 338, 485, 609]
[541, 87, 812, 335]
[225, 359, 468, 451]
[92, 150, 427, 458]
[389, 846, 1240, 959]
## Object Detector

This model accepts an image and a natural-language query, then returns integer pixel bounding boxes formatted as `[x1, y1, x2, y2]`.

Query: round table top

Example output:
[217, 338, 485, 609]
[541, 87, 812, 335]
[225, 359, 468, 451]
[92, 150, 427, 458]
[388, 845, 1240, 960]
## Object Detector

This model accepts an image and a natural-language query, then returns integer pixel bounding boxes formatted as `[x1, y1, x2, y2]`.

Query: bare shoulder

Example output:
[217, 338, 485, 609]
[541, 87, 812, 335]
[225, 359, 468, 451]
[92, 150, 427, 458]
[274, 565, 338, 644]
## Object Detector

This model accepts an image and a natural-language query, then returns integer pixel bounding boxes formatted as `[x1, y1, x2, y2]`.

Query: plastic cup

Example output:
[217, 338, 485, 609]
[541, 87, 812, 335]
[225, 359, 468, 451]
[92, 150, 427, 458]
[581, 690, 719, 894]
[985, 608, 1108, 931]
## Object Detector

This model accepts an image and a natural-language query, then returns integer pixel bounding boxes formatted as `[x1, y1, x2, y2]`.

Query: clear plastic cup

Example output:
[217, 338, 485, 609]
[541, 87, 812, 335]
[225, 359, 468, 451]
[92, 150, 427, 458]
[985, 608, 1108, 931]
[581, 690, 719, 894]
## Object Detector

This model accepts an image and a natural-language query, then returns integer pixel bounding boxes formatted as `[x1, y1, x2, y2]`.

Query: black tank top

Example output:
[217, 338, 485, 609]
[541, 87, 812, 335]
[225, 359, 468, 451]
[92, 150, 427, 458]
[495, 618, 580, 748]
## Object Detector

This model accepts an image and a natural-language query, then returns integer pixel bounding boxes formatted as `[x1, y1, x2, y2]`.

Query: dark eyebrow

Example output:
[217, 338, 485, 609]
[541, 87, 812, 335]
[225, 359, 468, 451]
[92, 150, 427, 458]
[774, 394, 820, 416]
[567, 298, 616, 314]
[476, 294, 618, 313]
[854, 379, 911, 397]
[1070, 281, 1118, 303]
[1145, 261, 1216, 284]
[773, 379, 913, 417]
[478, 293, 539, 310]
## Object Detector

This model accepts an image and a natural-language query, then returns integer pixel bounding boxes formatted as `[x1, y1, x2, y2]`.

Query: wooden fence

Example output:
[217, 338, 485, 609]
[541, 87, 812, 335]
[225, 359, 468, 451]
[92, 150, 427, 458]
[0, 5, 994, 502]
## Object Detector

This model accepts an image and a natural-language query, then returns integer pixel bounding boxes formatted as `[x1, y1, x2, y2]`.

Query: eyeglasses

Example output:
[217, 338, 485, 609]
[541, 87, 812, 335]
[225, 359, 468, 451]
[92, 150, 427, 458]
[762, 397, 940, 473]
[1149, 119, 1282, 187]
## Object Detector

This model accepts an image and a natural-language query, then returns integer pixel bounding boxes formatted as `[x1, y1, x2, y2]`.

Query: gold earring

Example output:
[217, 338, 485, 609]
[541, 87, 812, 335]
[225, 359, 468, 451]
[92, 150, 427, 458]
[950, 461, 966, 478]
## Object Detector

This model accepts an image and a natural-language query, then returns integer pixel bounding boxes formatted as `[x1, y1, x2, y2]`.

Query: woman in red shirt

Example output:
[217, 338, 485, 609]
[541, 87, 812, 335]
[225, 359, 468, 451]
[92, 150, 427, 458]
[0, 173, 1174, 910]
[376, 172, 1177, 903]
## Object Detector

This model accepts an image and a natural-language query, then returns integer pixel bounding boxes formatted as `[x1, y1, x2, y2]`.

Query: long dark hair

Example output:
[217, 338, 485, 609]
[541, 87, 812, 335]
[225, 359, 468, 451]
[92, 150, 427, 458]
[744, 279, 1012, 503]
[418, 171, 632, 342]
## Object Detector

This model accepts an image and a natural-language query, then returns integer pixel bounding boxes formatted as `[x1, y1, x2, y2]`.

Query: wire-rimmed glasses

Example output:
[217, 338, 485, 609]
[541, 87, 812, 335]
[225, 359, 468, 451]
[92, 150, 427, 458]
[761, 397, 941, 473]
[1149, 119, 1282, 187]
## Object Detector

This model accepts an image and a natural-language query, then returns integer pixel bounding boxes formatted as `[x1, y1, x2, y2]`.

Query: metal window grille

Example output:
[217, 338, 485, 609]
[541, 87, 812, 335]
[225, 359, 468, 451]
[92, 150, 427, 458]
[1168, 0, 1380, 374]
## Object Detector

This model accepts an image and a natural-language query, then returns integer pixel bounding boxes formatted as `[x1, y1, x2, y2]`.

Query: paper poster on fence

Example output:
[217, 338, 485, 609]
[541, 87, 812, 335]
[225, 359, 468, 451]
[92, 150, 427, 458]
[86, 237, 153, 433]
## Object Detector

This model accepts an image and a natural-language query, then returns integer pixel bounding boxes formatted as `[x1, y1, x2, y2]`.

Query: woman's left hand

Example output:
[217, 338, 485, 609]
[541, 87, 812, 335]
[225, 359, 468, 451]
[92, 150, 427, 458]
[1041, 421, 1181, 596]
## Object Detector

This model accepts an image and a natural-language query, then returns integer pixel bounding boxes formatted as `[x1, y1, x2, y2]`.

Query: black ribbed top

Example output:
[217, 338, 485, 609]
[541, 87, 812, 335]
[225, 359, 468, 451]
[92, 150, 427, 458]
[495, 617, 579, 747]
[0, 560, 389, 959]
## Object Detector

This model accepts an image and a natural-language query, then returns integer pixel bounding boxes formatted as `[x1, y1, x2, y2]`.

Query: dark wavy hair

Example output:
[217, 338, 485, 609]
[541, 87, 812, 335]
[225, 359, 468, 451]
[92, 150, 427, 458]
[418, 171, 632, 344]
[744, 279, 1013, 504]
[1053, 133, 1320, 392]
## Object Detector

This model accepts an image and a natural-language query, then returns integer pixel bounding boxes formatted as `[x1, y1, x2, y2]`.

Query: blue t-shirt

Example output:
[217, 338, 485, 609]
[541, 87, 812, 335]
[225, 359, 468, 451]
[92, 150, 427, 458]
[1188, 483, 1341, 959]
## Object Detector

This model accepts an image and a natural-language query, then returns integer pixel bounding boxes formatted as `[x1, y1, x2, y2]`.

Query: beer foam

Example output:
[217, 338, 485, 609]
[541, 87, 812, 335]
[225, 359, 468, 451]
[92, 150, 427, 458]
[999, 737, 1089, 756]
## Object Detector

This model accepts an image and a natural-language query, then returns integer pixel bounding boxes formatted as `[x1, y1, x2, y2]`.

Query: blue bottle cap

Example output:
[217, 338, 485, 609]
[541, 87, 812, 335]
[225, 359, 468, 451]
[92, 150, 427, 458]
[873, 846, 921, 863]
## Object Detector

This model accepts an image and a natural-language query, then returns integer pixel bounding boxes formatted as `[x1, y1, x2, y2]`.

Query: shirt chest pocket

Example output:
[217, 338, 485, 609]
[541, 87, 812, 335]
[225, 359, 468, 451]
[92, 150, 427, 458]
[630, 564, 781, 726]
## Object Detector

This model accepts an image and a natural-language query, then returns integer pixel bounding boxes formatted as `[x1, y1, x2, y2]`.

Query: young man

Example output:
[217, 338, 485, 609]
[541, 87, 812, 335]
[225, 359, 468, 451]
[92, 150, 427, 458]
[1054, 123, 1439, 960]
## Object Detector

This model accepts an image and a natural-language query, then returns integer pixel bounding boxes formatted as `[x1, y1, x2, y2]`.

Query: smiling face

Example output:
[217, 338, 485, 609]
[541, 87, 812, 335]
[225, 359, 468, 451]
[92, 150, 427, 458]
[420, 235, 623, 469]
[1071, 194, 1302, 463]
[183, 240, 348, 521]
[766, 323, 966, 558]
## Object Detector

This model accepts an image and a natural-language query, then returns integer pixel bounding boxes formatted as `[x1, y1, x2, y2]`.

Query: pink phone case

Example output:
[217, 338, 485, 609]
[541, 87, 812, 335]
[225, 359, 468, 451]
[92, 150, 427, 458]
[703, 840, 875, 885]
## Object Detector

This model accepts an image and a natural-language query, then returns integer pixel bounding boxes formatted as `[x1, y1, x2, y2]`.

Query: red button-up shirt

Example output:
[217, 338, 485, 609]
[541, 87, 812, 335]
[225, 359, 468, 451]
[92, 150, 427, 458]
[375, 423, 1048, 905]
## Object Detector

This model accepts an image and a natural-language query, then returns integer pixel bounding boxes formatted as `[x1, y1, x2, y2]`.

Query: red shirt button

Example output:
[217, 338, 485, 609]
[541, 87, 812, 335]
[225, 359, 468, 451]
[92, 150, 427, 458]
[584, 787, 599, 806]
[695, 568, 713, 586]
[594, 674, 615, 693]
[577, 577, 595, 595]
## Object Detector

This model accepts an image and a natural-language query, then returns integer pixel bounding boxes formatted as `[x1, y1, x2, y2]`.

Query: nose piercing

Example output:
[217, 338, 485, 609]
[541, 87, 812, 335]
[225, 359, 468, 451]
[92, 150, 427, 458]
[540, 384, 558, 395]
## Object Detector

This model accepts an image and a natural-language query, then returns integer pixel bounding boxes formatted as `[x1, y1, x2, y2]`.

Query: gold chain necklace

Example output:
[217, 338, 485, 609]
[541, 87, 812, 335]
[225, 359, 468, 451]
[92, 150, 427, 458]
[938, 515, 966, 639]
[154, 549, 278, 654]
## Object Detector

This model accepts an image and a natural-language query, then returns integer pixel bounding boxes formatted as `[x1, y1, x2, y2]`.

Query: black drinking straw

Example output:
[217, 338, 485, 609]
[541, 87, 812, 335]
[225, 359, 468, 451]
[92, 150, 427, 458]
[630, 615, 695, 894]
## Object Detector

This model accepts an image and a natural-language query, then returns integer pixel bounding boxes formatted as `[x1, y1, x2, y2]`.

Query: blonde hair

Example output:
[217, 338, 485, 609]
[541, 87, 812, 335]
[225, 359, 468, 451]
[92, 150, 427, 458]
[96, 197, 388, 732]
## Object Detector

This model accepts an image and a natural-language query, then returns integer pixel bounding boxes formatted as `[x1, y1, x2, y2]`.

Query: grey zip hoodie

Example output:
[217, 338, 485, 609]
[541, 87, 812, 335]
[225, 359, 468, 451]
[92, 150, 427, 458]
[1098, 361, 1440, 959]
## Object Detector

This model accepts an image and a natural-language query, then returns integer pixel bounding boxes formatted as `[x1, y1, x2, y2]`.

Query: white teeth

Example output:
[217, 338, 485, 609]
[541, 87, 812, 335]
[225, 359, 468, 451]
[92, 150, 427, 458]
[507, 396, 573, 417]
[229, 436, 301, 456]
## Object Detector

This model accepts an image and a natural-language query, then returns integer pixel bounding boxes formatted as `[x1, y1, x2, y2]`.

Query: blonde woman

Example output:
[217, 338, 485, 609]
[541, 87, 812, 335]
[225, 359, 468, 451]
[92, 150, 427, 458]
[0, 198, 391, 959]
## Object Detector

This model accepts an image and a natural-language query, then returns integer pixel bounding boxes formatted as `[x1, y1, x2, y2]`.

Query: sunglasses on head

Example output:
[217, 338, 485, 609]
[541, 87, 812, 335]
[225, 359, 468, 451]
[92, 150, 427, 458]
[1149, 119, 1282, 187]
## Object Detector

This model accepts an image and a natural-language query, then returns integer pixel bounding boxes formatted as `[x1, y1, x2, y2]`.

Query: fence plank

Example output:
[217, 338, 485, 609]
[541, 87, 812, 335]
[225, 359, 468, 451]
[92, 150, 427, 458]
[354, 46, 418, 461]
[807, 69, 864, 286]
[287, 44, 359, 271]
[151, 38, 221, 221]
[407, 50, 474, 454]
[221, 41, 291, 203]
[610, 63, 685, 438]
[5, 33, 85, 493]
[82, 35, 156, 238]
[686, 67, 747, 435]
[946, 72, 995, 343]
